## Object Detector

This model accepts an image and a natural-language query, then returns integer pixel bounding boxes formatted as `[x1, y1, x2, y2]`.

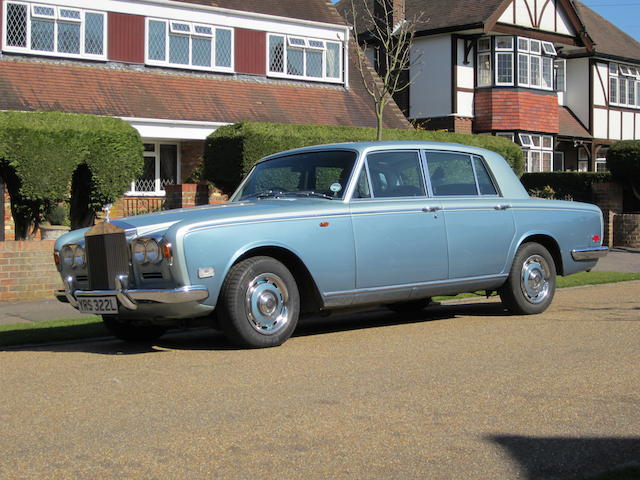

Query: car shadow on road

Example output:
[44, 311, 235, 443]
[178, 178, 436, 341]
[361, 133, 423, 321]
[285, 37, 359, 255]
[488, 434, 640, 479]
[2, 301, 509, 355]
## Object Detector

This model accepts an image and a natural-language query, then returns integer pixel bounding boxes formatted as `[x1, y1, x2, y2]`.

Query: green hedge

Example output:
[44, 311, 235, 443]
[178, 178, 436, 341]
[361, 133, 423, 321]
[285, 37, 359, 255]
[607, 140, 640, 185]
[204, 122, 524, 192]
[520, 172, 613, 202]
[0, 111, 142, 238]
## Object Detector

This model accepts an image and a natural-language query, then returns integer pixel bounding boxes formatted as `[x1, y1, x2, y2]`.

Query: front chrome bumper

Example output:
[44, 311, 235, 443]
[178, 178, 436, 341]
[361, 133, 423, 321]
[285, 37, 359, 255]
[571, 246, 609, 261]
[55, 275, 209, 311]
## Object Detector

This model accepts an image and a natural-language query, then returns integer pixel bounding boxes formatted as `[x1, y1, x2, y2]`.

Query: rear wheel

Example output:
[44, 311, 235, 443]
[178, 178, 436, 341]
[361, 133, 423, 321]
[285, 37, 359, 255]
[218, 256, 300, 348]
[102, 316, 166, 342]
[499, 242, 556, 315]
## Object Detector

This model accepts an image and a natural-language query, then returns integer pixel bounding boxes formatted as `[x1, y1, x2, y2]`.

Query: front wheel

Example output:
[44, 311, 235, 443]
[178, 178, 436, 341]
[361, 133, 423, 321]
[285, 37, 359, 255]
[499, 242, 557, 315]
[102, 316, 167, 342]
[217, 256, 300, 348]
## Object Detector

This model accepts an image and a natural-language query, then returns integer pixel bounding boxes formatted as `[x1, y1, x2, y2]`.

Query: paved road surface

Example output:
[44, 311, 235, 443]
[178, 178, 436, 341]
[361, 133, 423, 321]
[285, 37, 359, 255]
[1, 282, 638, 479]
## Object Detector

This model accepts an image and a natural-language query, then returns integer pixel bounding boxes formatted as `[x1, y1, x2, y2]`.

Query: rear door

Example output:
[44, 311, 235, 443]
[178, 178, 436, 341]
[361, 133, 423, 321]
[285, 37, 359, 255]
[423, 151, 516, 279]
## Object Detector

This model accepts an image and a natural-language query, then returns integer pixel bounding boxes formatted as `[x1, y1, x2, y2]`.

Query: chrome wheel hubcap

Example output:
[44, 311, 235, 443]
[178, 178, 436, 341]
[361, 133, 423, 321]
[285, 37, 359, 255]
[520, 254, 550, 304]
[245, 273, 289, 335]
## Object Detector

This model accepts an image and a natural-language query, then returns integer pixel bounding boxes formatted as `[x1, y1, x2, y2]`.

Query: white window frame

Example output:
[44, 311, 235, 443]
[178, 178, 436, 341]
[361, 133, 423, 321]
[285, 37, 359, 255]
[578, 149, 589, 172]
[554, 59, 566, 92]
[2, 1, 106, 60]
[145, 17, 234, 73]
[520, 134, 554, 172]
[495, 132, 515, 141]
[266, 32, 344, 84]
[515, 37, 555, 91]
[609, 62, 640, 110]
[127, 141, 181, 197]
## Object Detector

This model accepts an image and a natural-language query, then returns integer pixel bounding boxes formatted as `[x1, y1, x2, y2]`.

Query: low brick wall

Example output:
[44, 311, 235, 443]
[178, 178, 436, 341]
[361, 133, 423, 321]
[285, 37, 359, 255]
[0, 241, 61, 303]
[613, 214, 640, 248]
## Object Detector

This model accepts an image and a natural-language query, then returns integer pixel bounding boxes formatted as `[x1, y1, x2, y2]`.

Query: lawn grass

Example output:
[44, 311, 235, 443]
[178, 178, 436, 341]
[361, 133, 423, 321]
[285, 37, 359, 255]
[0, 271, 638, 347]
[434, 271, 640, 302]
[0, 317, 105, 347]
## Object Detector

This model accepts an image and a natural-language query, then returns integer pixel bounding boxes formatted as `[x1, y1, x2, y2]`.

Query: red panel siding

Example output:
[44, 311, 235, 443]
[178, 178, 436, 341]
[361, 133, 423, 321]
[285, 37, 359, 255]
[474, 89, 559, 134]
[234, 28, 266, 75]
[108, 12, 145, 64]
[0, 0, 4, 49]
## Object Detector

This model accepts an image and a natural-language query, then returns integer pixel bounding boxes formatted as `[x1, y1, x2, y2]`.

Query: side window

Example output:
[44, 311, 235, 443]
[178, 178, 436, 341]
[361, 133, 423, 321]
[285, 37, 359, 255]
[353, 168, 371, 199]
[366, 151, 426, 198]
[473, 156, 498, 195]
[426, 152, 478, 196]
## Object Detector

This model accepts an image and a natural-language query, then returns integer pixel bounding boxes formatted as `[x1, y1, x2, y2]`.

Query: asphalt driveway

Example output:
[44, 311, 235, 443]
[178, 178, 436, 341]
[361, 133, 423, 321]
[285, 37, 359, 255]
[1, 281, 638, 479]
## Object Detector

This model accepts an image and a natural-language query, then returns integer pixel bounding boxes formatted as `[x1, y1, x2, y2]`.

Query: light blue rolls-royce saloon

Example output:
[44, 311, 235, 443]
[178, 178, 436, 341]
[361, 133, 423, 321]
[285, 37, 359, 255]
[54, 142, 608, 347]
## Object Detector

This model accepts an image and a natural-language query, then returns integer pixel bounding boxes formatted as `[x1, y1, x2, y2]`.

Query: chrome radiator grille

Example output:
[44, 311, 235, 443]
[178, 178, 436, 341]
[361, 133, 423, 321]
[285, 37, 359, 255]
[85, 228, 130, 290]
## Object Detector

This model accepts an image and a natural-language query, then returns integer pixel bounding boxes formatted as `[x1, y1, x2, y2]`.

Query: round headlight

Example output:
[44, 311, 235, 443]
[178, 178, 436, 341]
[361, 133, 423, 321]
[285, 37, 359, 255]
[61, 245, 74, 267]
[144, 239, 161, 263]
[73, 246, 85, 268]
[132, 240, 146, 263]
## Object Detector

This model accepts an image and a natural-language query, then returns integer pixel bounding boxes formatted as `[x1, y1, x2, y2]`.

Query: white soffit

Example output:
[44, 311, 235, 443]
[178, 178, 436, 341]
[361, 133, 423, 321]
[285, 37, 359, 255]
[122, 117, 228, 140]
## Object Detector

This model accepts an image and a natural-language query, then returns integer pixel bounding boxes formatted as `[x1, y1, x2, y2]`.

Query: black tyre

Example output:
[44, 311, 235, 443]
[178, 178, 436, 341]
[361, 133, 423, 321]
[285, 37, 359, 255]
[217, 256, 300, 348]
[102, 316, 166, 342]
[386, 297, 432, 313]
[499, 242, 557, 315]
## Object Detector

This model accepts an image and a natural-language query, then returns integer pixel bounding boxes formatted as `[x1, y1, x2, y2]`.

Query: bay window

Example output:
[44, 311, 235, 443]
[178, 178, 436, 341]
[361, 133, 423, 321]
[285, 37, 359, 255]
[477, 36, 556, 91]
[146, 18, 233, 71]
[3, 2, 105, 59]
[268, 33, 343, 83]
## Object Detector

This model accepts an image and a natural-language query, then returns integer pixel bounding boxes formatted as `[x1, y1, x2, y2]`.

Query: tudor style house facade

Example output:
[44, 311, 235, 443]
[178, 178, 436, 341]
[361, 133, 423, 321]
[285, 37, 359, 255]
[0, 0, 408, 223]
[340, 0, 640, 173]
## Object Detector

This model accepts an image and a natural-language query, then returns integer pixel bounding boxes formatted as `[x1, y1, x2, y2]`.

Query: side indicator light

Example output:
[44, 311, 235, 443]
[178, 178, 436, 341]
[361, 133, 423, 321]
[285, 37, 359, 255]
[320, 222, 330, 228]
[162, 242, 173, 262]
[592, 235, 600, 243]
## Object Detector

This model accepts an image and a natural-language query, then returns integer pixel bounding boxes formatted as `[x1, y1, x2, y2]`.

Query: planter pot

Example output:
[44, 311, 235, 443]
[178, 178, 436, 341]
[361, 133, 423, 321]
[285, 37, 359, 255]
[40, 225, 70, 240]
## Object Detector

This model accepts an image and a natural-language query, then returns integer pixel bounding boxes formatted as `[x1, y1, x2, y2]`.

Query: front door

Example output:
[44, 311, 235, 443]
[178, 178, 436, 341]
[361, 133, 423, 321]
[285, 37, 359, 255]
[350, 150, 448, 289]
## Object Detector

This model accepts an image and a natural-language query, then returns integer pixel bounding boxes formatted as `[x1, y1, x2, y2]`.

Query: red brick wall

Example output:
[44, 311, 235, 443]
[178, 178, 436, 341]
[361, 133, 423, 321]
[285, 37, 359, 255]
[180, 140, 205, 182]
[0, 240, 61, 302]
[474, 89, 559, 133]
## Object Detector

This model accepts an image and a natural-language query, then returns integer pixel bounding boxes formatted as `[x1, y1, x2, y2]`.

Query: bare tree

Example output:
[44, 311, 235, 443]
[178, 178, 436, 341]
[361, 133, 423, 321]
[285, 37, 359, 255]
[346, 0, 424, 140]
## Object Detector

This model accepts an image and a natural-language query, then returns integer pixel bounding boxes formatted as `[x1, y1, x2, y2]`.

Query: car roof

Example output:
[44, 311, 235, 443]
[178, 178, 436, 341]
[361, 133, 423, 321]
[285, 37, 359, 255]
[258, 141, 496, 163]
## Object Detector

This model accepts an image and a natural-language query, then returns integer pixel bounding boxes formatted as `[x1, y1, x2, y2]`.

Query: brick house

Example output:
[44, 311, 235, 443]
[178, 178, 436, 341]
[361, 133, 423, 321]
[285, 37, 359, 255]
[339, 0, 640, 173]
[0, 0, 409, 236]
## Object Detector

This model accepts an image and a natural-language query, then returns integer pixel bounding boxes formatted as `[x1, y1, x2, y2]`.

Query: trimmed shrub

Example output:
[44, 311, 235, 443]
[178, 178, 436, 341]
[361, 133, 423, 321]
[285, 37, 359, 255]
[520, 172, 612, 202]
[204, 122, 524, 193]
[0, 112, 142, 238]
[607, 140, 640, 212]
[607, 140, 640, 183]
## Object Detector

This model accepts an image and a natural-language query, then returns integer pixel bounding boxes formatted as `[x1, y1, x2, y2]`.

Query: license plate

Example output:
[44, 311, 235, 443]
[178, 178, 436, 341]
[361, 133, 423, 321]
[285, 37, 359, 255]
[77, 296, 118, 314]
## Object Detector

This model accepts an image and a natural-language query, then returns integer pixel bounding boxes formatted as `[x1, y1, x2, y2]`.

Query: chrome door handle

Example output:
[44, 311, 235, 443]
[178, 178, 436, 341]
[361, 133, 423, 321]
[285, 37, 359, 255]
[494, 204, 511, 210]
[422, 206, 441, 213]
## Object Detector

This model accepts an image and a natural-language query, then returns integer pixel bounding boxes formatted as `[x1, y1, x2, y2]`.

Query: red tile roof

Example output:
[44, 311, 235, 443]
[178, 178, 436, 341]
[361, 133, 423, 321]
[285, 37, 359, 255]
[558, 106, 592, 139]
[0, 57, 409, 129]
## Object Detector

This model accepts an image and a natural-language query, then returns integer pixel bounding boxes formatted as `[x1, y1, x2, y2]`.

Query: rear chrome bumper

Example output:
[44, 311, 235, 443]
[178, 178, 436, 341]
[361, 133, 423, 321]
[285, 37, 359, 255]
[571, 246, 609, 261]
[54, 275, 209, 311]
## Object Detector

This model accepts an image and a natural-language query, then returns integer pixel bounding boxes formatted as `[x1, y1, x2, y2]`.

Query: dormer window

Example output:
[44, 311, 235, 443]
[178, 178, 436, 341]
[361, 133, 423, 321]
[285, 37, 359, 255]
[146, 18, 233, 72]
[3, 2, 106, 59]
[268, 33, 343, 83]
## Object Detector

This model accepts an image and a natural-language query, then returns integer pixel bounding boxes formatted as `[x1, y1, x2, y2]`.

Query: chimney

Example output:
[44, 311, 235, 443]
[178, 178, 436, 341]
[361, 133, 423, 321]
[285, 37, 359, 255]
[374, 0, 405, 30]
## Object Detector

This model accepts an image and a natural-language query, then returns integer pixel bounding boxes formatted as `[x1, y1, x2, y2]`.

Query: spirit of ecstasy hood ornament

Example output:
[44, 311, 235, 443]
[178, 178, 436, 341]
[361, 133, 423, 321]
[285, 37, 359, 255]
[102, 203, 113, 223]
